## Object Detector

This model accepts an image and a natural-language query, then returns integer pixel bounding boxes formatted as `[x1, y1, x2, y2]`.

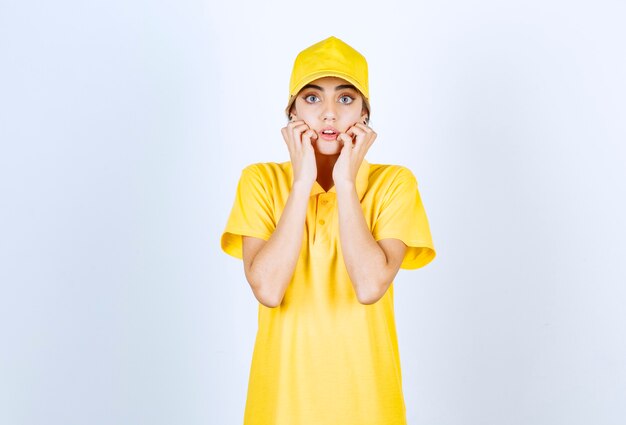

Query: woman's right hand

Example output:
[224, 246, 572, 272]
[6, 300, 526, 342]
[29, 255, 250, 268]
[280, 119, 317, 187]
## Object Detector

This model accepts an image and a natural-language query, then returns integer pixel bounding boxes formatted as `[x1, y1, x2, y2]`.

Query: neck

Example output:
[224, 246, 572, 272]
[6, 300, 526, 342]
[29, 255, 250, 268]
[315, 152, 339, 192]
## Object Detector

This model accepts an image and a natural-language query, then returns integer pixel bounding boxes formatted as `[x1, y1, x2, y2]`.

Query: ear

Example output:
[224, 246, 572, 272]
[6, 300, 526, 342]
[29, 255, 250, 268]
[360, 112, 369, 125]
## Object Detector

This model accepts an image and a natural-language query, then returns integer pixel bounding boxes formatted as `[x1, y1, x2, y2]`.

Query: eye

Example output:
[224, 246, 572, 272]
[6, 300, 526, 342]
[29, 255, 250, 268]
[339, 95, 354, 104]
[304, 94, 319, 103]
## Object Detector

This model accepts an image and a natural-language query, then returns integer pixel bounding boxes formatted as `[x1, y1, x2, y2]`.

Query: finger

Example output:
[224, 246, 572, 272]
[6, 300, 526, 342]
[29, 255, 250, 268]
[290, 123, 309, 143]
[281, 127, 295, 151]
[302, 129, 318, 147]
[291, 123, 309, 132]
[286, 119, 306, 129]
[282, 125, 301, 144]
[340, 129, 356, 141]
[291, 123, 310, 139]
[337, 132, 354, 148]
[345, 126, 367, 147]
[352, 123, 374, 150]
[357, 134, 375, 155]
[291, 124, 310, 152]
[283, 122, 307, 137]
[336, 133, 350, 151]
[365, 132, 377, 149]
[301, 129, 317, 158]
[340, 134, 352, 156]
[302, 132, 316, 152]
[353, 122, 374, 133]
[349, 127, 369, 150]
[349, 126, 367, 137]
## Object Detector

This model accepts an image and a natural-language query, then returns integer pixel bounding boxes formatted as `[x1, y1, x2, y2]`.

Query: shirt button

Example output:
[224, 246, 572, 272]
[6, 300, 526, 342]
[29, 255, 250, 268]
[318, 219, 325, 225]
[321, 200, 328, 205]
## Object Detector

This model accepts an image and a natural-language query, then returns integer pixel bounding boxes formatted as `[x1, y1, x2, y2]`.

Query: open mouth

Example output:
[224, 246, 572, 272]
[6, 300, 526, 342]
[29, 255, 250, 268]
[320, 129, 338, 140]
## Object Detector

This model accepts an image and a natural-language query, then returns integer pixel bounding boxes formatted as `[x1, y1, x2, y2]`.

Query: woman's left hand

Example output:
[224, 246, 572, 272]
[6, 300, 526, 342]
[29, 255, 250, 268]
[332, 122, 377, 188]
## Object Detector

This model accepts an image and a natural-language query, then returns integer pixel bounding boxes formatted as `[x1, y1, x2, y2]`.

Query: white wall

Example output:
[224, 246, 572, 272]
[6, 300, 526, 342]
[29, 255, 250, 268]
[1, 0, 625, 424]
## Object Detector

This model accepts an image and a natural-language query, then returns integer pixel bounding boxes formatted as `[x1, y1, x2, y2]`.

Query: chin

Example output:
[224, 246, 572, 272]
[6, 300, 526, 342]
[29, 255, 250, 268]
[314, 140, 342, 156]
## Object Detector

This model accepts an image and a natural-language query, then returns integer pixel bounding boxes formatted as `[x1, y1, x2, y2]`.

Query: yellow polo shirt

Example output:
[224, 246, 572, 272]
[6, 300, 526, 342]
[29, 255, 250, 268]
[221, 159, 436, 425]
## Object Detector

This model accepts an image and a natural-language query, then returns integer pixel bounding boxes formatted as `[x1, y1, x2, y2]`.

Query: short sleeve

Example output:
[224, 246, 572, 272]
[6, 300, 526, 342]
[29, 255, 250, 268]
[372, 167, 436, 269]
[220, 165, 276, 260]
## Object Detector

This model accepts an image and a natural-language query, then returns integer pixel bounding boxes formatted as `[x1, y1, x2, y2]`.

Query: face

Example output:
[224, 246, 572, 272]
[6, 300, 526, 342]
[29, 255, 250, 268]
[290, 76, 368, 156]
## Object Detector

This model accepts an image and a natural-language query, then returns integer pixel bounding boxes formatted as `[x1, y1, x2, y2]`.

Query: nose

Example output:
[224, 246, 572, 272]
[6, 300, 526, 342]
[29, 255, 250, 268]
[320, 99, 337, 121]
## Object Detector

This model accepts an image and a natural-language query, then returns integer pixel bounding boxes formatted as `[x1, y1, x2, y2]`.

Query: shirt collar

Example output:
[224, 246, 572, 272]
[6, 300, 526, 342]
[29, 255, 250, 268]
[285, 158, 370, 201]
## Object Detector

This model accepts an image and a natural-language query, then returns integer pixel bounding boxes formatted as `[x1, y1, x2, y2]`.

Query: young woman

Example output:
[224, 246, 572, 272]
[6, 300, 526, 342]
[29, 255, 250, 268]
[221, 35, 436, 425]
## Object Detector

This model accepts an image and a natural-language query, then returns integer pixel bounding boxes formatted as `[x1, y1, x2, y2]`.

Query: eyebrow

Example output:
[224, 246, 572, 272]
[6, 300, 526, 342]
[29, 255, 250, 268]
[301, 84, 358, 92]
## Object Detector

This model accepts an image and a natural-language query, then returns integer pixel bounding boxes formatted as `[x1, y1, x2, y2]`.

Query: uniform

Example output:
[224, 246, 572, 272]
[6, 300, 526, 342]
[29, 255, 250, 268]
[221, 158, 436, 425]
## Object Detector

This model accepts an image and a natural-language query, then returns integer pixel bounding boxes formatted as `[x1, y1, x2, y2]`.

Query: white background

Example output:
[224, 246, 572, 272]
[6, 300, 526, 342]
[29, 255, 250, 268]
[1, 0, 625, 424]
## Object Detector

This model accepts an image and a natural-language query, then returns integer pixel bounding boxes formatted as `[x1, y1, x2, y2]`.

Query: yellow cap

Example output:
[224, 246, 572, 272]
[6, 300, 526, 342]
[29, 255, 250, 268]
[285, 36, 370, 119]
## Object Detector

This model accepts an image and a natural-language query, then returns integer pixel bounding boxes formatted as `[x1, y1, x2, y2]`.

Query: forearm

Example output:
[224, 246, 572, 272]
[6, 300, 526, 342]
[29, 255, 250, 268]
[247, 181, 311, 306]
[336, 182, 390, 304]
